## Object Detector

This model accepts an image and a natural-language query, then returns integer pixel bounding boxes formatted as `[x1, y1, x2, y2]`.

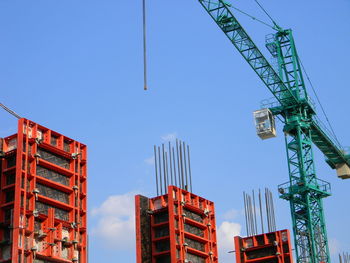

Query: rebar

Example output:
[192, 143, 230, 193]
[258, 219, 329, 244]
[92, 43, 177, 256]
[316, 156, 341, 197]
[252, 190, 258, 235]
[169, 142, 173, 185]
[248, 195, 254, 235]
[268, 190, 276, 231]
[154, 145, 159, 196]
[243, 188, 277, 236]
[179, 141, 185, 189]
[187, 145, 193, 192]
[243, 192, 249, 236]
[152, 139, 194, 194]
[245, 193, 251, 236]
[183, 141, 188, 191]
[265, 188, 270, 232]
[340, 252, 350, 263]
[176, 139, 182, 189]
[165, 150, 169, 189]
[172, 147, 177, 186]
[162, 144, 167, 191]
[158, 146, 162, 195]
[258, 189, 264, 233]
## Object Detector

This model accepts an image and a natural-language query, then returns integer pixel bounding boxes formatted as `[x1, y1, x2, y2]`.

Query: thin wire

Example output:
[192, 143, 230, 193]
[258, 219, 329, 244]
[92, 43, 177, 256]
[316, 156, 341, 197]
[201, 0, 275, 30]
[276, 115, 285, 124]
[298, 58, 342, 147]
[253, 0, 279, 28]
[0, 103, 21, 119]
[143, 0, 148, 91]
[251, 0, 341, 148]
[248, 0, 340, 147]
[230, 5, 276, 30]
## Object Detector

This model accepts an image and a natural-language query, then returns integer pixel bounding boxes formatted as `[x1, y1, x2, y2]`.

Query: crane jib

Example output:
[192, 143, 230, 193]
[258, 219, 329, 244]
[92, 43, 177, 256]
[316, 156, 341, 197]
[198, 0, 350, 173]
[198, 0, 298, 107]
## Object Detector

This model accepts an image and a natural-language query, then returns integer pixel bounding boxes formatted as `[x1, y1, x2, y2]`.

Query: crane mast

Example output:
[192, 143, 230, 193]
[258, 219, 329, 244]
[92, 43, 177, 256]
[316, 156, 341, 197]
[272, 29, 331, 263]
[198, 0, 350, 263]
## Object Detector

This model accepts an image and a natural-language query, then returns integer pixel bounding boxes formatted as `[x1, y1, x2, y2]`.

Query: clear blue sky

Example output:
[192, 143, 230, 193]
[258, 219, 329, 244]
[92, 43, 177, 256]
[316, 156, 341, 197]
[0, 0, 349, 262]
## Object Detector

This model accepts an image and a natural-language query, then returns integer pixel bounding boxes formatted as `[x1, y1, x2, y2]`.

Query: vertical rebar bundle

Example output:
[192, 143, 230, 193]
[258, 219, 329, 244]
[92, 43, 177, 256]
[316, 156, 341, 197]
[339, 252, 350, 263]
[154, 139, 193, 195]
[243, 188, 276, 236]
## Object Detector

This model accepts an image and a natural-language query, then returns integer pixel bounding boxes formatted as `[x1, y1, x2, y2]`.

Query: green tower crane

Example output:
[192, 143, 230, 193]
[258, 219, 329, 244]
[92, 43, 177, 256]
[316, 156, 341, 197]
[197, 1, 350, 263]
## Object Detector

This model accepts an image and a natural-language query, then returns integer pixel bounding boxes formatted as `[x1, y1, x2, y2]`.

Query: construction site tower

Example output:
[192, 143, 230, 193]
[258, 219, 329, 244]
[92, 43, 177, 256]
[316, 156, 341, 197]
[0, 119, 87, 263]
[135, 185, 218, 263]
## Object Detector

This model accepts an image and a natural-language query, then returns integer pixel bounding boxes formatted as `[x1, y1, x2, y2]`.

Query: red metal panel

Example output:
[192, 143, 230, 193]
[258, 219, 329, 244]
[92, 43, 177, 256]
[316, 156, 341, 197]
[234, 230, 294, 263]
[0, 118, 87, 263]
[136, 195, 142, 263]
[135, 186, 218, 263]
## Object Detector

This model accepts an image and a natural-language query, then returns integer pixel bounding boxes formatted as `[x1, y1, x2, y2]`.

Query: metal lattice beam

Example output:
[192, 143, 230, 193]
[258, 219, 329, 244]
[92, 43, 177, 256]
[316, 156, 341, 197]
[198, 0, 298, 107]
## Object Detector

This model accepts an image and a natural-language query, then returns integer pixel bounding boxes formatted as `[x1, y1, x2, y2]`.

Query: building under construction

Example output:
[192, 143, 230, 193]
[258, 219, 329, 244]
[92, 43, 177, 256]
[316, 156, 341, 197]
[234, 230, 293, 263]
[135, 141, 218, 263]
[135, 185, 218, 263]
[0, 119, 87, 263]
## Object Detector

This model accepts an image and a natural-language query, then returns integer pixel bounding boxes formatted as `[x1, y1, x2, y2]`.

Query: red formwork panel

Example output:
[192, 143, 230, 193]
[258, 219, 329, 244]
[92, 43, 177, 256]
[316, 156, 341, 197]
[234, 230, 293, 263]
[135, 186, 218, 263]
[0, 119, 87, 263]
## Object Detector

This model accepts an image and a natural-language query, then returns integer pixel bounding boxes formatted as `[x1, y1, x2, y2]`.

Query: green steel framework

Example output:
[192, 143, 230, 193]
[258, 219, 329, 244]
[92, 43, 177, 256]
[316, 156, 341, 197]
[197, 1, 350, 263]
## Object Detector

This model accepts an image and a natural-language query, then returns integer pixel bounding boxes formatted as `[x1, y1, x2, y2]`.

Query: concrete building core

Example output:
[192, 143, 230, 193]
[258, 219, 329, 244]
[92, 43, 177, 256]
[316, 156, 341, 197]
[135, 185, 218, 263]
[0, 119, 87, 263]
[234, 230, 294, 263]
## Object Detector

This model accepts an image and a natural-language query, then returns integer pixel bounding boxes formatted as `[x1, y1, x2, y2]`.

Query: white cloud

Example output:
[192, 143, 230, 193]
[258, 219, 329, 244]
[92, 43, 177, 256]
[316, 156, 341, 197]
[91, 192, 136, 250]
[161, 132, 177, 142]
[217, 221, 242, 261]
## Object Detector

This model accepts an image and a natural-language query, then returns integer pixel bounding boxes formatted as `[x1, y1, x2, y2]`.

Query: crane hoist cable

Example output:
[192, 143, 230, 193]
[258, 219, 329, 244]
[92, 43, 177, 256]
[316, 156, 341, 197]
[298, 57, 342, 147]
[253, 0, 279, 29]
[0, 103, 22, 119]
[143, 0, 148, 91]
